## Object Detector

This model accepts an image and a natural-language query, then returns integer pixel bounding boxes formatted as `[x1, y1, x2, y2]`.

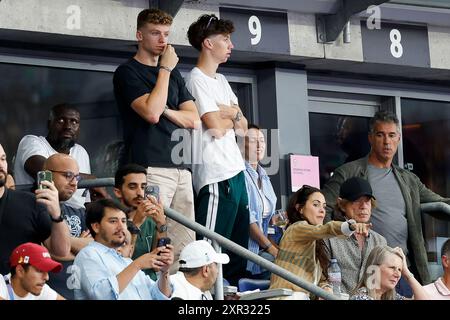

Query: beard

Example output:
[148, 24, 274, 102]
[53, 138, 75, 151]
[123, 197, 139, 210]
[111, 238, 126, 248]
[0, 171, 6, 188]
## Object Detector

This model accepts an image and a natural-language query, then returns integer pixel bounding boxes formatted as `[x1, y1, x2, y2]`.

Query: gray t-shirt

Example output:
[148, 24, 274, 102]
[367, 165, 408, 255]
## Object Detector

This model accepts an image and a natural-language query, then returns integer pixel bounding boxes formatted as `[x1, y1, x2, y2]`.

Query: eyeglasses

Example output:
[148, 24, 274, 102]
[49, 170, 81, 182]
[205, 15, 218, 30]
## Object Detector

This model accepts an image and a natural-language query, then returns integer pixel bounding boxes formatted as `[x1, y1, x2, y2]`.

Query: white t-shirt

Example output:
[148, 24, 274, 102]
[170, 272, 213, 300]
[13, 135, 91, 208]
[185, 67, 245, 193]
[0, 274, 58, 300]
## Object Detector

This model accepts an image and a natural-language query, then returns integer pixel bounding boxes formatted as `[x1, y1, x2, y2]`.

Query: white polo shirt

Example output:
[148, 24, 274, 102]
[423, 277, 450, 300]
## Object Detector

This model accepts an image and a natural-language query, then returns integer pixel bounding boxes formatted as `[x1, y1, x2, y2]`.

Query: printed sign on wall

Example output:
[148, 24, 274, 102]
[289, 154, 320, 193]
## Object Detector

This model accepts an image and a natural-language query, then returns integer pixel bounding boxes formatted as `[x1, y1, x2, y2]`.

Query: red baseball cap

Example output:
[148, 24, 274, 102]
[9, 242, 62, 273]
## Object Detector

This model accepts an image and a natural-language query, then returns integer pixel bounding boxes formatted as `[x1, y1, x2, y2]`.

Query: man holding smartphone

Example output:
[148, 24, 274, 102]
[0, 143, 70, 275]
[73, 199, 173, 300]
[113, 8, 200, 272]
[114, 164, 167, 280]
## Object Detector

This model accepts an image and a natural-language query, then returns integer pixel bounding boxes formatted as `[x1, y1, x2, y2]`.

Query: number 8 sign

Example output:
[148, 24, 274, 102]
[361, 21, 430, 68]
[390, 29, 403, 58]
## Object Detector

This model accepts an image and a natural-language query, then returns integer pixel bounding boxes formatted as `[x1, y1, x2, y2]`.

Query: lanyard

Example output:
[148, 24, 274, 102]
[3, 275, 14, 300]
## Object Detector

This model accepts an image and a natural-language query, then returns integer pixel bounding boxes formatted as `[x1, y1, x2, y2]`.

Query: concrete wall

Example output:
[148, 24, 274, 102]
[0, 0, 145, 40]
[1, 0, 450, 70]
[257, 67, 309, 208]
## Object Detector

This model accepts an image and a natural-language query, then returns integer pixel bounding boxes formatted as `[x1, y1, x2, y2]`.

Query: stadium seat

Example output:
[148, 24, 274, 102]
[238, 278, 270, 292]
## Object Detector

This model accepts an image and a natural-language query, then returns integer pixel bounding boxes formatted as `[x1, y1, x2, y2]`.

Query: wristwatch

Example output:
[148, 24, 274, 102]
[233, 110, 242, 122]
[347, 219, 356, 231]
[158, 224, 168, 233]
[50, 214, 65, 223]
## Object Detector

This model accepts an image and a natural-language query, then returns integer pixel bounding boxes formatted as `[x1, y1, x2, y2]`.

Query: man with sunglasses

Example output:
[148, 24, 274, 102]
[185, 14, 249, 285]
[42, 153, 92, 299]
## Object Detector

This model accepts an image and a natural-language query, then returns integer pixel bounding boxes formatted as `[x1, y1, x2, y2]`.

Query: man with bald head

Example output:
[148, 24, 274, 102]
[43, 153, 93, 299]
[14, 103, 93, 208]
[0, 143, 70, 275]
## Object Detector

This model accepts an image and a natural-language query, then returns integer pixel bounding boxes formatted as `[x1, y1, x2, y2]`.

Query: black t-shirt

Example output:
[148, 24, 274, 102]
[0, 189, 52, 274]
[47, 203, 88, 300]
[113, 58, 194, 168]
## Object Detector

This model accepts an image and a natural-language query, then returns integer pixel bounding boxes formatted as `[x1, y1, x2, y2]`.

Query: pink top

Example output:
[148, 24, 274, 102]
[423, 278, 450, 300]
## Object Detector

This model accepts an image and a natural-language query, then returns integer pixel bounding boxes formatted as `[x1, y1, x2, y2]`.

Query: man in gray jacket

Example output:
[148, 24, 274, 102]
[322, 110, 450, 294]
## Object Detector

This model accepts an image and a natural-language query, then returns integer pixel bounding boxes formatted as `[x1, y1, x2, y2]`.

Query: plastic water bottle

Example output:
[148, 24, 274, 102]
[328, 258, 342, 297]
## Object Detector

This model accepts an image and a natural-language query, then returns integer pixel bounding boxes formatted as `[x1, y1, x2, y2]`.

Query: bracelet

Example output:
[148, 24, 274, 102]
[50, 214, 64, 223]
[159, 65, 172, 73]
[262, 243, 272, 252]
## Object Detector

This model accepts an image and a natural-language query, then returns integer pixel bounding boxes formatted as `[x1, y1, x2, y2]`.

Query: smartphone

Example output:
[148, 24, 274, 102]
[156, 237, 171, 256]
[144, 185, 160, 201]
[37, 170, 53, 189]
[157, 237, 171, 248]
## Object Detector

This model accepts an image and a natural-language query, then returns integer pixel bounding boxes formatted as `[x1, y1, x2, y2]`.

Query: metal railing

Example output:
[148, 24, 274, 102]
[76, 178, 339, 299]
[15, 176, 450, 299]
[420, 202, 450, 219]
[163, 206, 338, 300]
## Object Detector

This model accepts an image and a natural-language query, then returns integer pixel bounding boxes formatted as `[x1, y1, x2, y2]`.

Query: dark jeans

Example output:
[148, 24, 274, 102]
[396, 276, 413, 298]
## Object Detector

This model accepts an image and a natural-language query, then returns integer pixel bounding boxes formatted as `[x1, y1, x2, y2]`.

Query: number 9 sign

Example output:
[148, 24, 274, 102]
[248, 15, 261, 45]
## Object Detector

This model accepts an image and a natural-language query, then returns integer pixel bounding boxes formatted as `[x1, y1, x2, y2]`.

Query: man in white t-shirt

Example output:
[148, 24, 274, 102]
[14, 103, 92, 208]
[0, 242, 65, 300]
[185, 14, 249, 286]
[171, 240, 229, 300]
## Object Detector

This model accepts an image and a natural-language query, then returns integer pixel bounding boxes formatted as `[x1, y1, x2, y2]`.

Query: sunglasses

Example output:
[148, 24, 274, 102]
[205, 15, 218, 30]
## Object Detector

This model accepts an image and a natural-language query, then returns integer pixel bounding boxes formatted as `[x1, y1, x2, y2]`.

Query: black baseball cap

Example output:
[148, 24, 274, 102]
[339, 177, 376, 201]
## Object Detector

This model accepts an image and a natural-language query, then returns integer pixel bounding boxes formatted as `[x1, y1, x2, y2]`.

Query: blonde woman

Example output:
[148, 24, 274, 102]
[351, 245, 429, 300]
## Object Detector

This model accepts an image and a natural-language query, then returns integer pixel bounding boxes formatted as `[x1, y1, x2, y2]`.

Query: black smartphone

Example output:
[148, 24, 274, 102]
[157, 237, 171, 248]
[144, 185, 160, 201]
[37, 170, 53, 189]
[156, 237, 171, 256]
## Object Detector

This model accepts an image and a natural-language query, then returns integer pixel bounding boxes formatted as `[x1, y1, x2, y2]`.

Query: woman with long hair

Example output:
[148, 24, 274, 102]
[269, 185, 370, 299]
[351, 245, 429, 300]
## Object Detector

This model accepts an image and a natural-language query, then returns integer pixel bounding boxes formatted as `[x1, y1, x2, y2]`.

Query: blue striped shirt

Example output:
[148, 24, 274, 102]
[244, 161, 277, 275]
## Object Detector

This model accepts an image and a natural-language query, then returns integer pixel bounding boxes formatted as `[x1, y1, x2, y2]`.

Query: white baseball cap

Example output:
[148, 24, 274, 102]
[179, 240, 230, 268]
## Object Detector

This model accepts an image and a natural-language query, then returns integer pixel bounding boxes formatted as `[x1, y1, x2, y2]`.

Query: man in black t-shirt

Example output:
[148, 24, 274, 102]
[0, 143, 70, 275]
[113, 8, 200, 271]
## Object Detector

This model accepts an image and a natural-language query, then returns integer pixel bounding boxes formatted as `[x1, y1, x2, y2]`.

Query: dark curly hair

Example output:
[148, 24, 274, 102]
[187, 14, 235, 51]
